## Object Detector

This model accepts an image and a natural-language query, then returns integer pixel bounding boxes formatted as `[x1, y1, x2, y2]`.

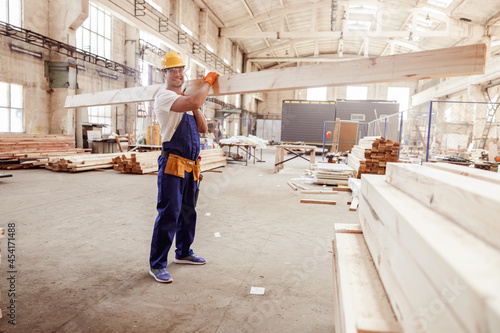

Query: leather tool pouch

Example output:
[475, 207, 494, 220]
[164, 153, 201, 181]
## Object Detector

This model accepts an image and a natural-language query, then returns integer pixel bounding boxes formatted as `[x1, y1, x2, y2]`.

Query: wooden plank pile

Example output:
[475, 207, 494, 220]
[348, 137, 400, 178]
[114, 152, 158, 174]
[112, 148, 227, 174]
[0, 134, 89, 169]
[46, 153, 132, 172]
[200, 148, 227, 172]
[357, 162, 500, 332]
[332, 223, 402, 333]
[313, 162, 355, 186]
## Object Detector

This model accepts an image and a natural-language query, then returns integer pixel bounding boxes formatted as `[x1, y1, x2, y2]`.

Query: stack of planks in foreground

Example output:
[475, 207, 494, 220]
[354, 162, 500, 333]
[0, 134, 89, 169]
[332, 223, 402, 333]
[348, 136, 400, 178]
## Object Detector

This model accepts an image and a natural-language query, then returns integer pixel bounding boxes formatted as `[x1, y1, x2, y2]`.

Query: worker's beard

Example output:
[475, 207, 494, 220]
[168, 79, 184, 89]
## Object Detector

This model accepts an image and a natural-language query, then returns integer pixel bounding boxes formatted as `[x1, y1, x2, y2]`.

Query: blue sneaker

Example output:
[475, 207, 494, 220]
[149, 268, 173, 283]
[174, 253, 206, 265]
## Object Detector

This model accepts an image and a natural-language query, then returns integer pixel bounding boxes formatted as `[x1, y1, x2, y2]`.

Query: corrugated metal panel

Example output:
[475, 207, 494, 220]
[281, 100, 336, 145]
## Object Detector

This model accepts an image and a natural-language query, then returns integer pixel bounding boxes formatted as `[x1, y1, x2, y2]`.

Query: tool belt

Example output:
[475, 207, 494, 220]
[161, 151, 201, 181]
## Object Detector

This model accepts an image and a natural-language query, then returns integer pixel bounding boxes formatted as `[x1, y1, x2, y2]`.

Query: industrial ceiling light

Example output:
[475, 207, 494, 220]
[277, 32, 281, 41]
[426, 13, 431, 21]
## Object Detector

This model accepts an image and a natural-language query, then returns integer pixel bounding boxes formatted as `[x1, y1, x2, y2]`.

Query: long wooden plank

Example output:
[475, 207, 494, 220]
[385, 162, 500, 251]
[423, 162, 500, 185]
[64, 44, 486, 108]
[332, 227, 402, 333]
[361, 174, 500, 333]
[300, 199, 336, 205]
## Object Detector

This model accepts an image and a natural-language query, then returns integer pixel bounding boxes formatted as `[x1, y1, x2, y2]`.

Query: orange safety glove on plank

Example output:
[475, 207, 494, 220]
[203, 72, 220, 86]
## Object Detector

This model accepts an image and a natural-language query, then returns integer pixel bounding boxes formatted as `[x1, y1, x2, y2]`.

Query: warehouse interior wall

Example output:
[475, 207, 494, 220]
[2, 0, 500, 144]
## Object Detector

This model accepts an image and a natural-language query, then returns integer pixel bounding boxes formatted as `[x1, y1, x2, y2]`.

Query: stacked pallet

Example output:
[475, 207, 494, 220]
[114, 152, 159, 174]
[0, 134, 89, 169]
[357, 163, 500, 332]
[348, 137, 400, 178]
[200, 148, 227, 172]
[46, 153, 132, 172]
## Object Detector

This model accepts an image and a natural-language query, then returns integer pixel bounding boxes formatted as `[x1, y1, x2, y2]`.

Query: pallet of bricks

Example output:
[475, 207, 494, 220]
[0, 134, 89, 169]
[336, 161, 500, 333]
[348, 136, 400, 178]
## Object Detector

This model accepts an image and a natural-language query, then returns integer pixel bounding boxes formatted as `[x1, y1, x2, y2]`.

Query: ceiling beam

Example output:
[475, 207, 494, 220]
[221, 29, 469, 39]
[223, 0, 330, 31]
[248, 56, 363, 63]
[192, 0, 226, 27]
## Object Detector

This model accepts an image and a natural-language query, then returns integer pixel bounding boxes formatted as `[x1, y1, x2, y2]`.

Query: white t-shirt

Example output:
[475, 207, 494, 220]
[154, 88, 193, 142]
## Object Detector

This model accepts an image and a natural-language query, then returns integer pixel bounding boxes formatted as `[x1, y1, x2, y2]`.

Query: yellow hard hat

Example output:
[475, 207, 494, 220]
[161, 52, 185, 70]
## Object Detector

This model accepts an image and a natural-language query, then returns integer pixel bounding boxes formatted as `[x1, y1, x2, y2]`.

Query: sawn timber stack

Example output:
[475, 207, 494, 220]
[348, 137, 400, 178]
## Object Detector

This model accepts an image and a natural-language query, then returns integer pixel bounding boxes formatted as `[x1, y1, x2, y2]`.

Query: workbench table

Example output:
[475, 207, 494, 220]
[274, 144, 316, 173]
[219, 142, 260, 166]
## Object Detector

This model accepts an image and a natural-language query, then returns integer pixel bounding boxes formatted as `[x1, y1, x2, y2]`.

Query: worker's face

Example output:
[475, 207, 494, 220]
[165, 67, 185, 88]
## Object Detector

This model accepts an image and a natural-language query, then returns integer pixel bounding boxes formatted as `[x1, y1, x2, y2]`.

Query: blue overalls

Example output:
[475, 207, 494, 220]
[150, 112, 200, 269]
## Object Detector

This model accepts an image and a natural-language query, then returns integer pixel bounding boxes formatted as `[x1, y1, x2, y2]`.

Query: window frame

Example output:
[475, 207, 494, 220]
[0, 81, 24, 133]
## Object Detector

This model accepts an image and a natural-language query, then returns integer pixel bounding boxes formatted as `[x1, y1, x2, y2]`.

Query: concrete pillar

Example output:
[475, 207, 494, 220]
[199, 9, 208, 46]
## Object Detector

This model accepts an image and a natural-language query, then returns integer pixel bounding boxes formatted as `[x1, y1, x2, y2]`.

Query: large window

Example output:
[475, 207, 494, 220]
[0, 82, 23, 132]
[307, 87, 327, 101]
[387, 87, 410, 111]
[346, 86, 368, 100]
[88, 106, 112, 135]
[76, 2, 112, 59]
[0, 0, 22, 26]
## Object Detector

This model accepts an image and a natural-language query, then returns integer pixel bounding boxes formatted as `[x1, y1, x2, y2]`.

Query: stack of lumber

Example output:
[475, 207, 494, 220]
[114, 152, 159, 174]
[113, 148, 227, 174]
[46, 153, 132, 172]
[348, 136, 400, 178]
[357, 162, 500, 332]
[0, 134, 89, 169]
[200, 148, 227, 172]
[313, 162, 355, 186]
[332, 223, 402, 333]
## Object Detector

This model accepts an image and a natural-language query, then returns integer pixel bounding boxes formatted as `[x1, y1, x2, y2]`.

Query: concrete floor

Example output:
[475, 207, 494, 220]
[0, 148, 359, 332]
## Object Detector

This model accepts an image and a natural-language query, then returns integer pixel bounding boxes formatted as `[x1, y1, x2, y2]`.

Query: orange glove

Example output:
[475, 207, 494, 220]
[203, 72, 220, 86]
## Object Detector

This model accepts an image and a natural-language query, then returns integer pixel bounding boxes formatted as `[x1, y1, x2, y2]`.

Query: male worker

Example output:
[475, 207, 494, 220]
[149, 51, 219, 283]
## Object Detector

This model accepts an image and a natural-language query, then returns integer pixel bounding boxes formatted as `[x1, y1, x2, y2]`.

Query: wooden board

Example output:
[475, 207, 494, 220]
[334, 223, 362, 234]
[300, 199, 337, 205]
[359, 194, 466, 333]
[64, 44, 487, 108]
[423, 162, 500, 185]
[385, 162, 500, 252]
[332, 227, 402, 333]
[361, 174, 500, 333]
